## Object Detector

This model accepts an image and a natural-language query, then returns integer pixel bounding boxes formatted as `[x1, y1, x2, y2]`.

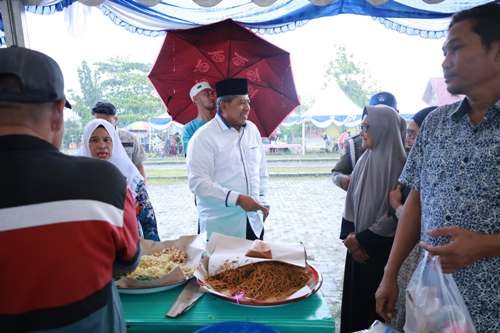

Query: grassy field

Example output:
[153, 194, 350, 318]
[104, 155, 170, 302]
[145, 152, 340, 164]
[146, 166, 332, 179]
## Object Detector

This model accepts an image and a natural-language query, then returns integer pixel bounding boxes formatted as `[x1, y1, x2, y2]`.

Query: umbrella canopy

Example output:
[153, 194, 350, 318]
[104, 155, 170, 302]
[126, 121, 150, 132]
[148, 18, 300, 137]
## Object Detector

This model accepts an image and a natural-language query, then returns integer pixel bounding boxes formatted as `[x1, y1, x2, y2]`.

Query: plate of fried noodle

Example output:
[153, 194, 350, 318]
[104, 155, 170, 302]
[198, 261, 322, 306]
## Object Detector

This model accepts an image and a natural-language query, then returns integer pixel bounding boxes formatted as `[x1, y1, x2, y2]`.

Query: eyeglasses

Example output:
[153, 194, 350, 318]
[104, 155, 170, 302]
[360, 124, 370, 133]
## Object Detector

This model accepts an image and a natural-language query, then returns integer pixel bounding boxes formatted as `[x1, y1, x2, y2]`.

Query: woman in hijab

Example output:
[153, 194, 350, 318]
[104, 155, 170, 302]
[80, 119, 160, 241]
[404, 106, 437, 151]
[340, 105, 406, 333]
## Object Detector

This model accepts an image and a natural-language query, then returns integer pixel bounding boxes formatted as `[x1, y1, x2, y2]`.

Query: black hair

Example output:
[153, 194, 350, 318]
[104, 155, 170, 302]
[412, 106, 437, 128]
[92, 101, 117, 115]
[449, 2, 500, 49]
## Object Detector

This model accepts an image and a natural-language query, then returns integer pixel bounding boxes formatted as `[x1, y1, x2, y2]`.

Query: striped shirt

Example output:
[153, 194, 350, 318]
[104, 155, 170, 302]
[0, 135, 140, 333]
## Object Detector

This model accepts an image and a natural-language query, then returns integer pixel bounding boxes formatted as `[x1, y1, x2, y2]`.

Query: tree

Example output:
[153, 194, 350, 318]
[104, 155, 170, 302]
[69, 58, 164, 127]
[68, 61, 102, 126]
[62, 118, 82, 149]
[94, 57, 163, 124]
[324, 45, 379, 108]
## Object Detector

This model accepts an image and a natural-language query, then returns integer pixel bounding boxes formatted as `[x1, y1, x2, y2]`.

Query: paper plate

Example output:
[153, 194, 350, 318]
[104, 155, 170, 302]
[197, 264, 322, 307]
[117, 279, 187, 294]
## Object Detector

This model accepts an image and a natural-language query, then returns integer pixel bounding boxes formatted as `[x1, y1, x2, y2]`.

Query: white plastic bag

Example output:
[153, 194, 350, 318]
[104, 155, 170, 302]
[404, 250, 476, 333]
[353, 320, 400, 333]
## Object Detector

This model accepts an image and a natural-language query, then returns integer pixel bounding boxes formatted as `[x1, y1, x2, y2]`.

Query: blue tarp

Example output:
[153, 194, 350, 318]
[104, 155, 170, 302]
[1, 0, 498, 46]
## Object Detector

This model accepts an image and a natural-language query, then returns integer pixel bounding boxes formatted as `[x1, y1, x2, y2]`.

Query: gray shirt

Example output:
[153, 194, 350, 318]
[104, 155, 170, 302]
[118, 129, 145, 167]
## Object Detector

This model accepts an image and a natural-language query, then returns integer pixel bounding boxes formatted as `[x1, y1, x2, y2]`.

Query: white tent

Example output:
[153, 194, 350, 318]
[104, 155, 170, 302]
[279, 80, 363, 154]
[305, 80, 362, 128]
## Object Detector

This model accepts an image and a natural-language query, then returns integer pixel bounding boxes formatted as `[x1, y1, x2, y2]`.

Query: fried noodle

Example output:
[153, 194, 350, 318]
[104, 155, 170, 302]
[206, 261, 310, 301]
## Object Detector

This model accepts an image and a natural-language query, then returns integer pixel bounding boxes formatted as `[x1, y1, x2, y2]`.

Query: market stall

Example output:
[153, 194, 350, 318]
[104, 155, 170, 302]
[119, 234, 335, 332]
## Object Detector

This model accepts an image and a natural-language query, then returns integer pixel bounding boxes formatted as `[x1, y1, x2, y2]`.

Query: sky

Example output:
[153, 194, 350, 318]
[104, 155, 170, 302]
[24, 5, 446, 116]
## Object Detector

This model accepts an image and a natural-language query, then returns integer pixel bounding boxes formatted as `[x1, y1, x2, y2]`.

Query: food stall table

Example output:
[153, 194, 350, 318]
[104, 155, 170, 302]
[122, 285, 335, 333]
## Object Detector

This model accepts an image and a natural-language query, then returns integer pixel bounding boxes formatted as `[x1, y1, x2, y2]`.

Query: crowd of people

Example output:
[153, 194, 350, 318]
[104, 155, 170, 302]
[0, 3, 499, 333]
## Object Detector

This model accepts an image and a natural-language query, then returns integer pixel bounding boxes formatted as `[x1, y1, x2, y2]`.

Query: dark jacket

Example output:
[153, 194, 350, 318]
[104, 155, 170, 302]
[332, 134, 364, 176]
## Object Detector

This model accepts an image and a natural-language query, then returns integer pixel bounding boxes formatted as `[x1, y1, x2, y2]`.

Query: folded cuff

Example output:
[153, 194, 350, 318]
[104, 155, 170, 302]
[226, 190, 240, 207]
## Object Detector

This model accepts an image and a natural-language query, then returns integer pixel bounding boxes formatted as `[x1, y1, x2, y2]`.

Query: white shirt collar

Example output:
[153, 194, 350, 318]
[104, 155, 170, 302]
[215, 113, 231, 131]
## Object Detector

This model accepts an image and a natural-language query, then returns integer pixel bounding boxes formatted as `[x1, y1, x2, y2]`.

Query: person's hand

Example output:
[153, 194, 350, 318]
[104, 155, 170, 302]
[389, 185, 402, 210]
[237, 195, 270, 221]
[420, 227, 486, 273]
[262, 206, 270, 222]
[343, 233, 369, 263]
[375, 274, 399, 321]
[340, 175, 351, 191]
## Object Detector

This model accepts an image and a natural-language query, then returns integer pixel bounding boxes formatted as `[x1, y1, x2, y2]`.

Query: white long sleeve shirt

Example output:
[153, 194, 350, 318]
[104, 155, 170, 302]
[186, 114, 269, 239]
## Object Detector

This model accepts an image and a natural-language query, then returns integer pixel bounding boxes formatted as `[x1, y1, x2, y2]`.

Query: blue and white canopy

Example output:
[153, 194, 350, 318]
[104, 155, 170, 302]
[148, 113, 177, 130]
[0, 0, 498, 46]
[281, 79, 416, 129]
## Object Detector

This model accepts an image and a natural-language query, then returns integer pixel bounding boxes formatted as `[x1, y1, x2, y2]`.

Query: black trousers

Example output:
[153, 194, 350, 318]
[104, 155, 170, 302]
[246, 219, 264, 240]
[198, 218, 264, 240]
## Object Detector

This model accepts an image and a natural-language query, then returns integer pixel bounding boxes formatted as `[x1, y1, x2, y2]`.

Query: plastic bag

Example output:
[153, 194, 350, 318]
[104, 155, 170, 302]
[404, 250, 476, 333]
[353, 320, 400, 333]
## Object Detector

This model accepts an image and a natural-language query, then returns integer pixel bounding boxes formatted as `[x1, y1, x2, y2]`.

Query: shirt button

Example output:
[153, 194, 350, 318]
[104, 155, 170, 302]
[463, 157, 469, 163]
[445, 215, 452, 221]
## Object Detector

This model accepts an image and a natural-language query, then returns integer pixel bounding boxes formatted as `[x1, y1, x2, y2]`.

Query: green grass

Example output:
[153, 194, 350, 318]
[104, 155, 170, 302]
[270, 166, 331, 173]
[145, 153, 340, 164]
[146, 166, 331, 179]
[147, 169, 187, 178]
[146, 178, 186, 185]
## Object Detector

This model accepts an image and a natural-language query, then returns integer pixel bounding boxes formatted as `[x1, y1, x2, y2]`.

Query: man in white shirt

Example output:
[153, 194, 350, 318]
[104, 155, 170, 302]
[186, 78, 270, 240]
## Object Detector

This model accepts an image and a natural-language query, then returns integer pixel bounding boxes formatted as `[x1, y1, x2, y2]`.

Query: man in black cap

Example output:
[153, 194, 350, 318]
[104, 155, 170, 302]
[92, 101, 147, 178]
[0, 47, 140, 333]
[186, 78, 270, 240]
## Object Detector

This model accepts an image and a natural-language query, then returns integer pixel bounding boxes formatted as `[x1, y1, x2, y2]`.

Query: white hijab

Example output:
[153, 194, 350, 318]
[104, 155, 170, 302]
[79, 119, 144, 193]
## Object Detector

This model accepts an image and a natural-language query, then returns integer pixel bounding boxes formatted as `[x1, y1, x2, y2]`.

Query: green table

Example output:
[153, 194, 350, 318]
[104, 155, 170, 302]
[121, 285, 335, 333]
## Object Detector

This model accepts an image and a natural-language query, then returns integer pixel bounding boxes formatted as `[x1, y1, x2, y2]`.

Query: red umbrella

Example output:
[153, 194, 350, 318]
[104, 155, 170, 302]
[148, 19, 300, 137]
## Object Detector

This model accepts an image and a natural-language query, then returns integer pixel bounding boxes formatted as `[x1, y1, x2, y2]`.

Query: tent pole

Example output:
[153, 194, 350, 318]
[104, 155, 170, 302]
[301, 120, 305, 155]
[0, 0, 29, 47]
[148, 126, 152, 154]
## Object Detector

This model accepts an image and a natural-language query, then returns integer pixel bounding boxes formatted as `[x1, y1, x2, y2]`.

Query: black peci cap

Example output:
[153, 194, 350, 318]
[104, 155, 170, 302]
[215, 78, 248, 97]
